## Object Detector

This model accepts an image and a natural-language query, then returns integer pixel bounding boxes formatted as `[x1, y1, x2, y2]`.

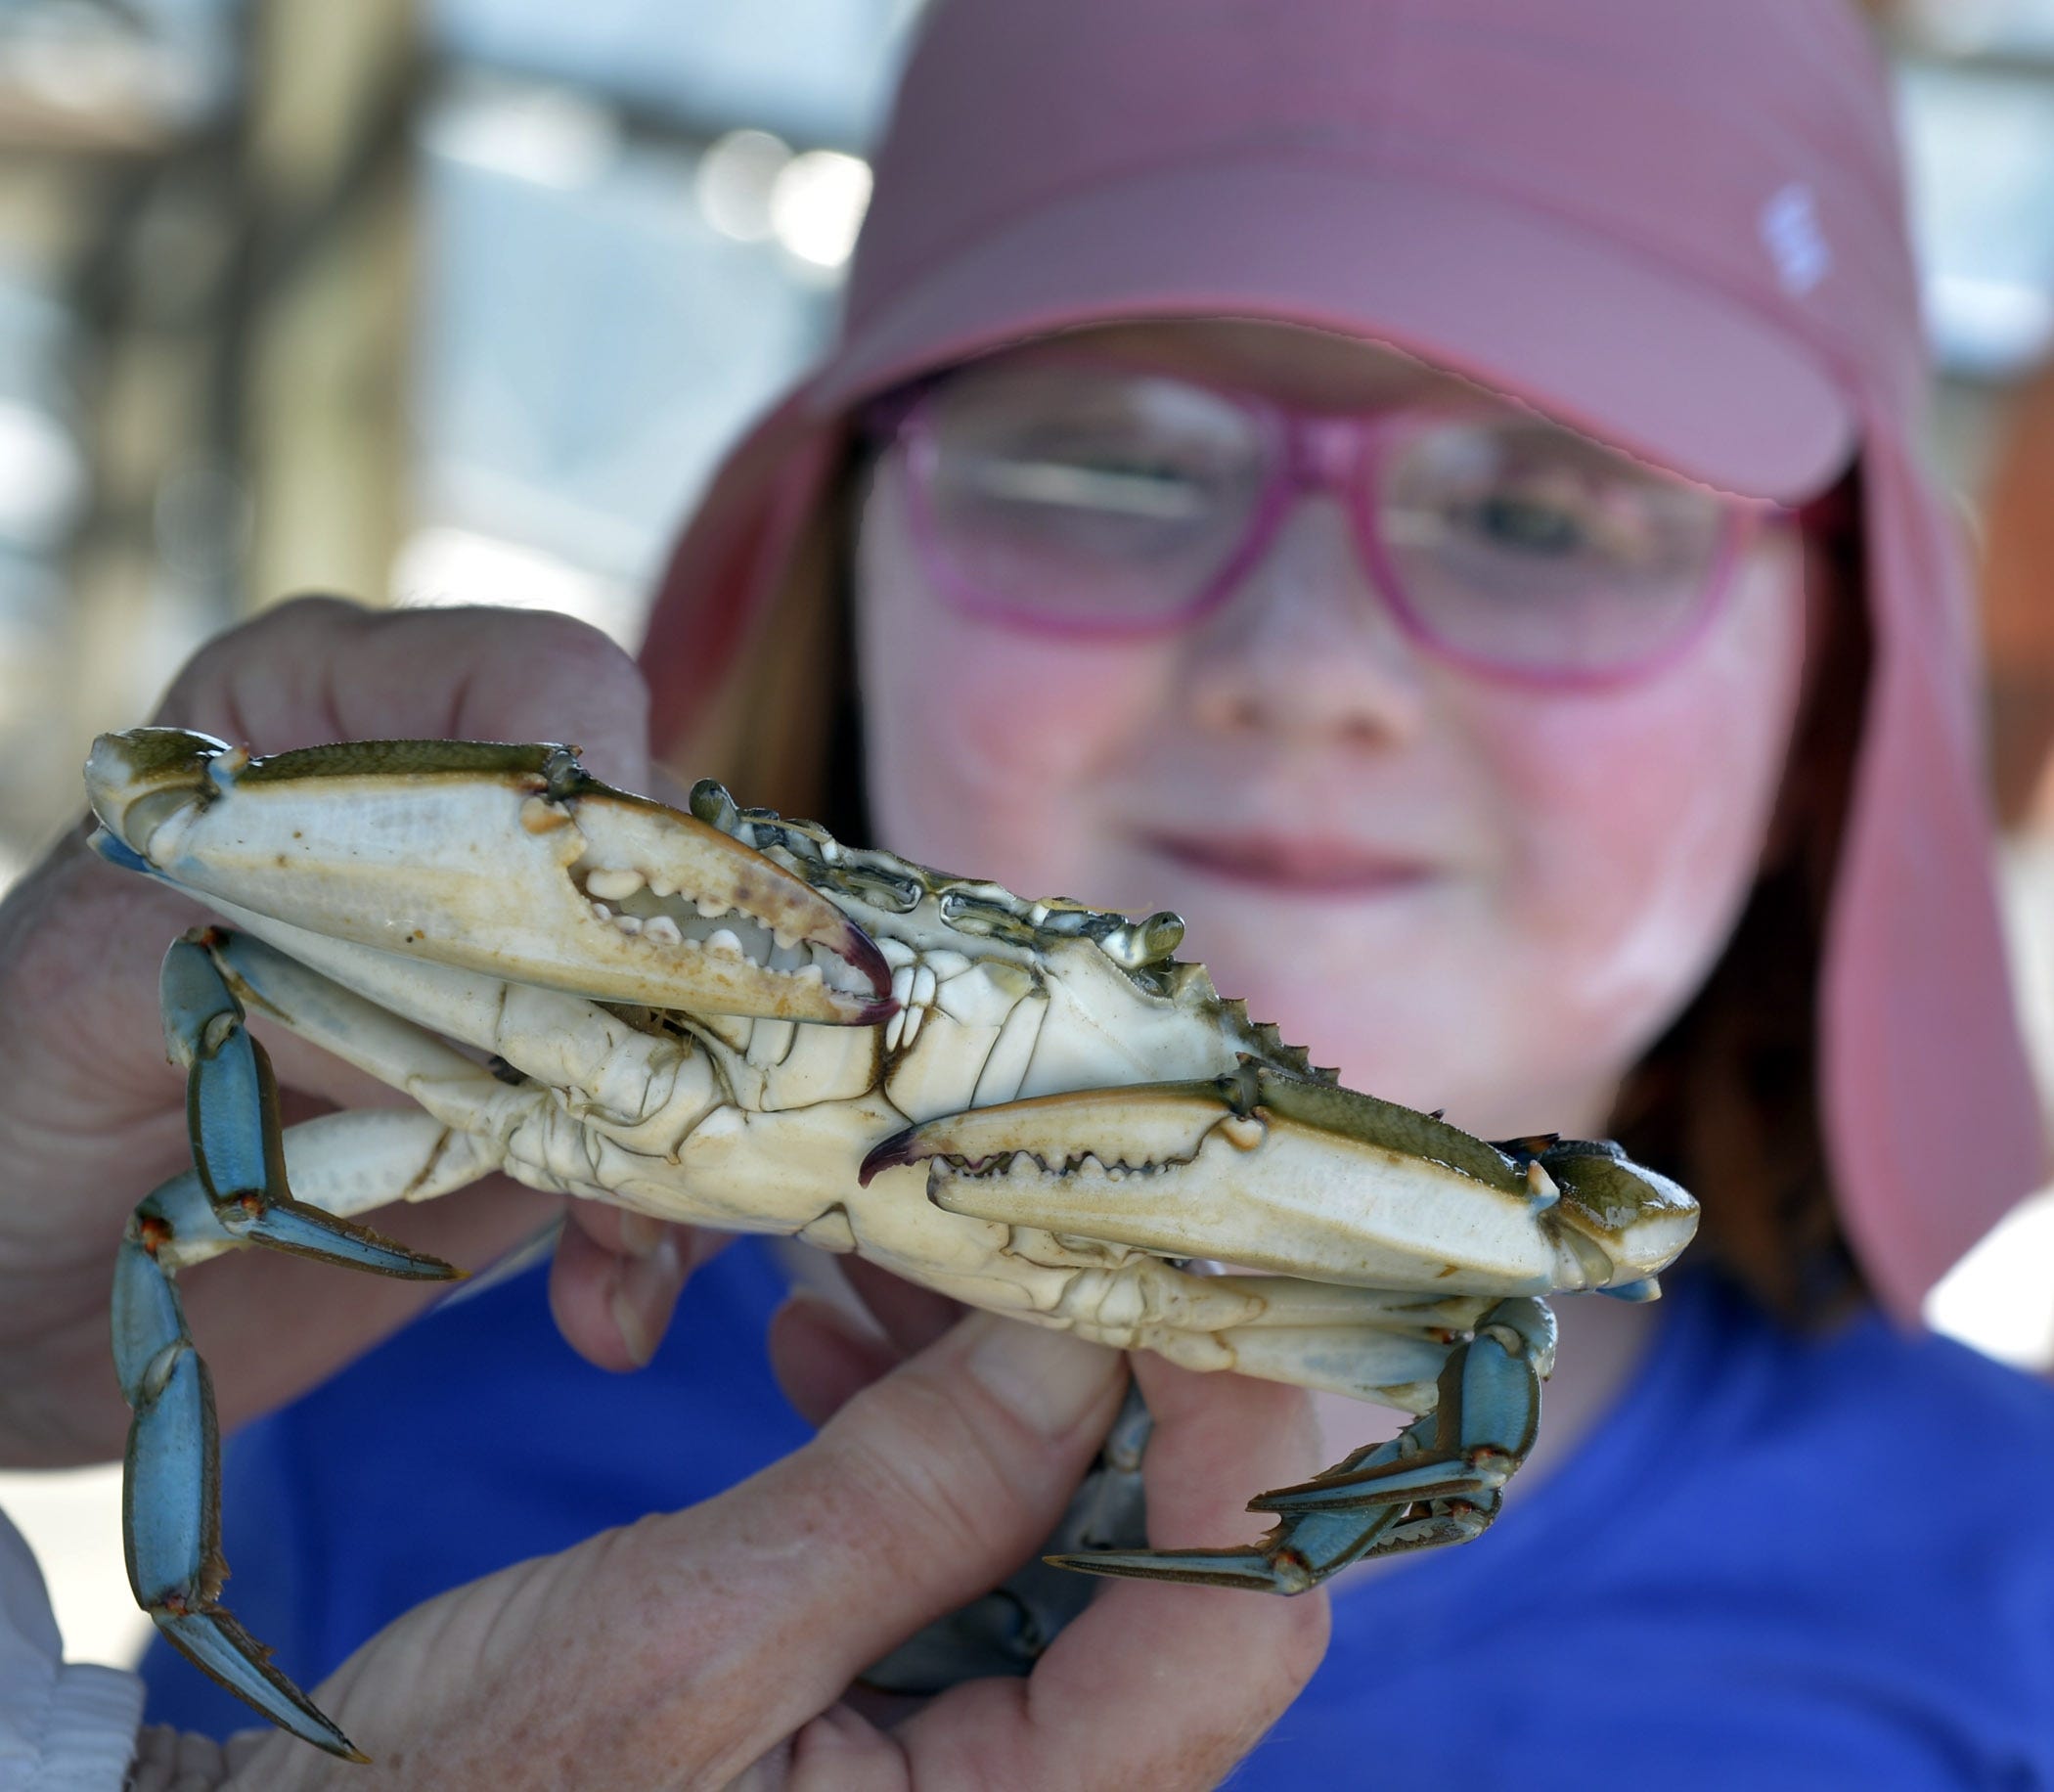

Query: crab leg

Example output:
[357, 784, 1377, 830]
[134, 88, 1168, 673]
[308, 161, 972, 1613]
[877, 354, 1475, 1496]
[113, 1231, 365, 1758]
[158, 933, 465, 1279]
[194, 910, 702, 1129]
[136, 1106, 506, 1275]
[115, 937, 492, 1759]
[865, 1068, 1569, 1294]
[1032, 1259, 1481, 1407]
[1049, 1298, 1553, 1594]
[199, 926, 788, 1225]
[116, 1103, 509, 1753]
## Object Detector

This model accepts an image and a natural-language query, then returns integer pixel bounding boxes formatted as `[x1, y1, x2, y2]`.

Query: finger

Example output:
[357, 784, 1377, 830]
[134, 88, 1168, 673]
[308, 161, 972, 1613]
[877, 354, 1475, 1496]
[841, 1254, 964, 1357]
[625, 1311, 1126, 1783]
[258, 1315, 1124, 1790]
[547, 1207, 692, 1370]
[899, 1355, 1332, 1791]
[768, 1290, 904, 1425]
[0, 835, 214, 1119]
[561, 1200, 704, 1267]
[734, 1701, 907, 1792]
[152, 595, 652, 791]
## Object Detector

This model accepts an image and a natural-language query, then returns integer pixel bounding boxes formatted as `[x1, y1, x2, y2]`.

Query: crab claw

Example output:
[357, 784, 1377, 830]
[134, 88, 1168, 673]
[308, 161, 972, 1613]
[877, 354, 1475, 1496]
[1521, 1138, 1698, 1298]
[86, 730, 893, 1025]
[865, 1062, 1696, 1296]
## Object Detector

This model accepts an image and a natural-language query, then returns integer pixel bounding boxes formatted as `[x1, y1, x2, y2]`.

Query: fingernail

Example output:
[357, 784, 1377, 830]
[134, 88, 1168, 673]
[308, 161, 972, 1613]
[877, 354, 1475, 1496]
[610, 1231, 684, 1367]
[779, 1287, 886, 1347]
[960, 1310, 1116, 1434]
[616, 1211, 667, 1259]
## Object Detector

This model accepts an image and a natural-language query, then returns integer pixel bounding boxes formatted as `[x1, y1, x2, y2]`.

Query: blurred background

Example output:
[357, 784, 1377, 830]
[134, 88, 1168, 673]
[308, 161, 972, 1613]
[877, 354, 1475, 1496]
[4, 0, 2054, 1674]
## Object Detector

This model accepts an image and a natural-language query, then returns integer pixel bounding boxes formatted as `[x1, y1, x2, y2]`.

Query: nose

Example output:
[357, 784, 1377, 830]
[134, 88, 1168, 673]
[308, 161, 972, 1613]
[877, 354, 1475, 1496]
[1183, 494, 1429, 750]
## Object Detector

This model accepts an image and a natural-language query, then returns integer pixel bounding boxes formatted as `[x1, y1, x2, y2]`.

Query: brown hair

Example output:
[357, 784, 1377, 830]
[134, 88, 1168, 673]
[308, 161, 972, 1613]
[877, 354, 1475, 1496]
[666, 458, 864, 829]
[1610, 471, 1873, 1325]
[662, 451, 1874, 1327]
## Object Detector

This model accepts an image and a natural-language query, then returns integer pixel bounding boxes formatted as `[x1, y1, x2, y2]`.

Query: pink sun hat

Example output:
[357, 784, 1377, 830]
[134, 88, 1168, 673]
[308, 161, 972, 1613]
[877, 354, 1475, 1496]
[641, 0, 2047, 1320]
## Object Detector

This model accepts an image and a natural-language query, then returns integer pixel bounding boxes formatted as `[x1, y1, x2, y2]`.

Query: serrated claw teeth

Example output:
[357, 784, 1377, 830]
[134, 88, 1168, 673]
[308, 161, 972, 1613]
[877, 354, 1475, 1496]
[585, 867, 646, 902]
[89, 731, 905, 1022]
[520, 794, 571, 833]
[1221, 1113, 1266, 1150]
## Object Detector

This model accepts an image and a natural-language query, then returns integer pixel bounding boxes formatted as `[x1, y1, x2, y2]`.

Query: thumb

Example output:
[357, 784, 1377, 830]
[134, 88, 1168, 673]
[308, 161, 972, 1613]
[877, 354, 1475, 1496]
[231, 1315, 1126, 1791]
[647, 1310, 1126, 1776]
[153, 595, 653, 794]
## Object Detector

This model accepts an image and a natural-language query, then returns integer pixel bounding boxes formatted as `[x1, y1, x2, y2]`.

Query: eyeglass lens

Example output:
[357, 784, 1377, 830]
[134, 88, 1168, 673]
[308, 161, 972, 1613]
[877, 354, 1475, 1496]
[908, 362, 1740, 677]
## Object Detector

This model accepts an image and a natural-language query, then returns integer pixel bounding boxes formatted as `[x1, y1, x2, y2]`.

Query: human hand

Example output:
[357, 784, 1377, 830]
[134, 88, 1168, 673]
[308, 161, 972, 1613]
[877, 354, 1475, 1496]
[0, 597, 695, 1466]
[205, 1309, 1329, 1791]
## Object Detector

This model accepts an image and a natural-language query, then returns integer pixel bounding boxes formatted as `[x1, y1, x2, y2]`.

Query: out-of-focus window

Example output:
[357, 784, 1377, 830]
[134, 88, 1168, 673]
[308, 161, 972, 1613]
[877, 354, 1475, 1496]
[405, 0, 916, 643]
[1901, 59, 2054, 381]
[0, 0, 919, 885]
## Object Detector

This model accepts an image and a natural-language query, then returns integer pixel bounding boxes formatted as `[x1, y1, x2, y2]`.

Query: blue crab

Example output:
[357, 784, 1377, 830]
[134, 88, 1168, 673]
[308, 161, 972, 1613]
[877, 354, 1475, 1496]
[86, 728, 1698, 1759]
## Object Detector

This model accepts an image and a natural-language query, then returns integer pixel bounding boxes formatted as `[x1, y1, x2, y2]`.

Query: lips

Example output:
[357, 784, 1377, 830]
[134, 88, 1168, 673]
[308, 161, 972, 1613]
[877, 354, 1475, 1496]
[1142, 830, 1439, 894]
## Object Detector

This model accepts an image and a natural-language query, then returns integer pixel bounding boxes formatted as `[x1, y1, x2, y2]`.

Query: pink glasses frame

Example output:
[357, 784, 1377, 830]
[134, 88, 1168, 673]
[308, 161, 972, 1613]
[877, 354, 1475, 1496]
[871, 358, 1777, 691]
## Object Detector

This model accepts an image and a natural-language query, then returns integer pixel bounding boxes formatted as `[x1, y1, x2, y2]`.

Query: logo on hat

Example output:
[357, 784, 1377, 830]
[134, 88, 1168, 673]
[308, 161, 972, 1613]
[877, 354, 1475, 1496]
[1760, 182, 1831, 296]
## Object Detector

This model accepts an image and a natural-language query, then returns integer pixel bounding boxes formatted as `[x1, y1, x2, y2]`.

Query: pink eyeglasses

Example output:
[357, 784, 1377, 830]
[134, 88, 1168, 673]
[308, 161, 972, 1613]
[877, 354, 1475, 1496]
[870, 357, 1774, 688]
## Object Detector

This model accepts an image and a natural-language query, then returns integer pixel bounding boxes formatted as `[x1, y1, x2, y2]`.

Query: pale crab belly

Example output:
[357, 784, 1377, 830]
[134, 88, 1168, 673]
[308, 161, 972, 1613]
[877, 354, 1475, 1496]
[843, 1172, 1106, 1317]
[603, 1105, 1126, 1318]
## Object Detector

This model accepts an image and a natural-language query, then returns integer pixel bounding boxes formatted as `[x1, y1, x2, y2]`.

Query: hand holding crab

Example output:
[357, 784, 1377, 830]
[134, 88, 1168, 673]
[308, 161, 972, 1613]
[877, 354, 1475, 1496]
[189, 1310, 1327, 1791]
[0, 600, 1320, 1787]
[85, 690, 1696, 1759]
[0, 603, 696, 1494]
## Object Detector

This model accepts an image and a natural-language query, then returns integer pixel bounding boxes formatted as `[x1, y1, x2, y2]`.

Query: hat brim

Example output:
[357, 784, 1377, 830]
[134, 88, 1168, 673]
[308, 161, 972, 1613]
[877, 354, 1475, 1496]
[814, 156, 1856, 504]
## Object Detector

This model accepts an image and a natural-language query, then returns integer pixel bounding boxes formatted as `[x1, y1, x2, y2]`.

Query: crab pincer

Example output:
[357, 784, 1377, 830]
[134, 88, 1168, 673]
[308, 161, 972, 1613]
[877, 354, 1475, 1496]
[868, 1070, 1686, 1594]
[85, 729, 896, 1025]
[90, 732, 903, 1759]
[863, 1060, 1694, 1298]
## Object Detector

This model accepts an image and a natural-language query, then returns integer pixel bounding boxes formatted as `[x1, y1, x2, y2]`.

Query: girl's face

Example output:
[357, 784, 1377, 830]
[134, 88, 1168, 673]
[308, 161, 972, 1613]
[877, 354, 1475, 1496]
[855, 322, 1812, 1138]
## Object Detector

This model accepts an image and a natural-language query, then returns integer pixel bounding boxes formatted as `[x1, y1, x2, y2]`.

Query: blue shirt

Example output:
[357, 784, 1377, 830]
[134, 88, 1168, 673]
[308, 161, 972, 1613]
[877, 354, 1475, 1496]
[142, 1244, 2054, 1786]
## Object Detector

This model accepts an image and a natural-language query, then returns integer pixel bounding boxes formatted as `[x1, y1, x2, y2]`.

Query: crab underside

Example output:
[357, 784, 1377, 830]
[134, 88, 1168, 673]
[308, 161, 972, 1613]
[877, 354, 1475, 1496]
[85, 728, 1698, 1759]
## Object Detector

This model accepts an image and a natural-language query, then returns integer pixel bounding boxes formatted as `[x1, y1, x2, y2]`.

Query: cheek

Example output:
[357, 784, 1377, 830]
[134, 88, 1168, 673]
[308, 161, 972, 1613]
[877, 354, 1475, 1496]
[1469, 560, 1808, 1048]
[853, 461, 1170, 880]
